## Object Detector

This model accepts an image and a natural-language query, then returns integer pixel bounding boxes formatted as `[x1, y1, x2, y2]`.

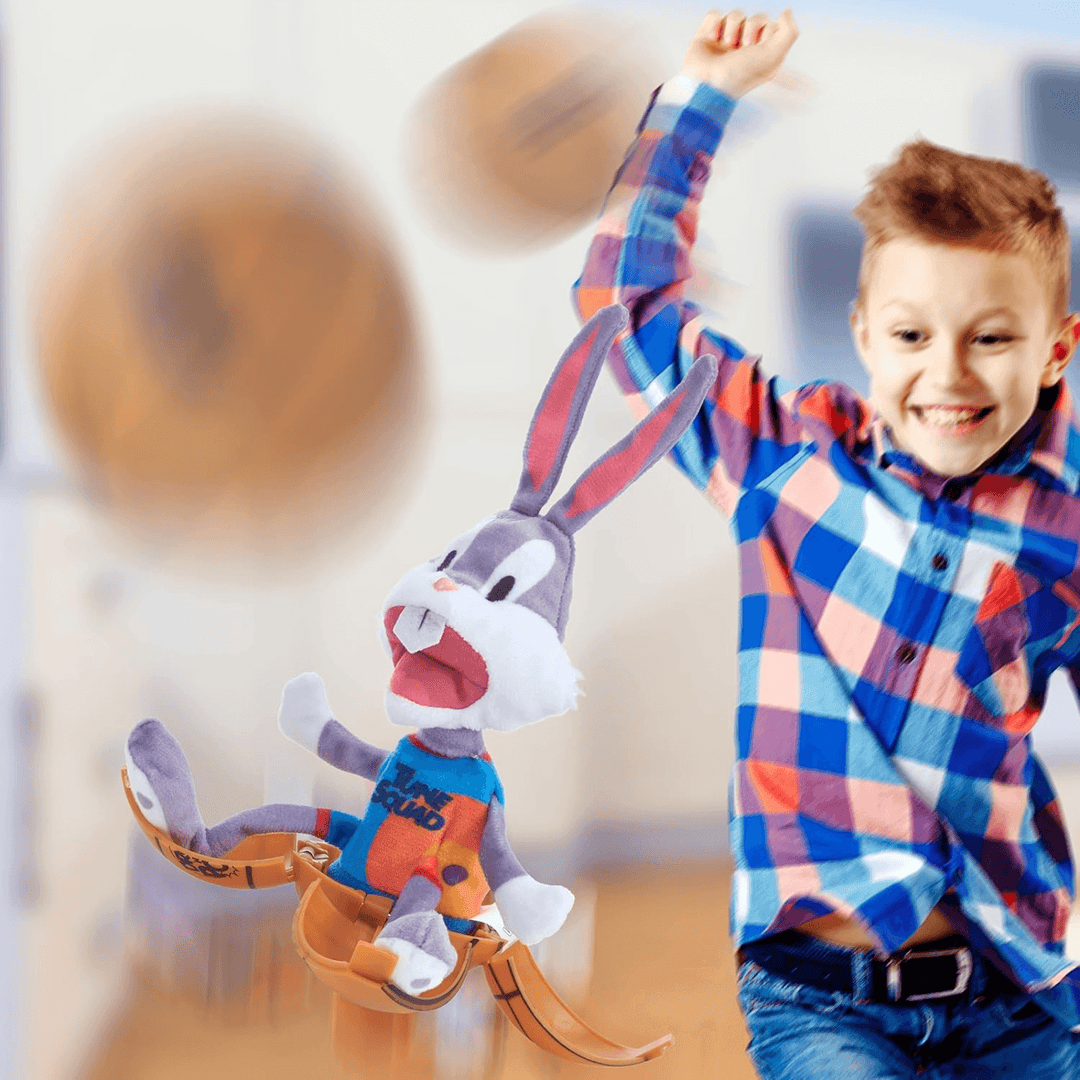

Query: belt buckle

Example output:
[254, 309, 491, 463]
[886, 946, 973, 1002]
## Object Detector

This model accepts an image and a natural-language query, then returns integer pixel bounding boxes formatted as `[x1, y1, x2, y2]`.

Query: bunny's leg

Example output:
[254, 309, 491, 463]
[126, 718, 212, 852]
[375, 875, 457, 994]
[126, 718, 319, 857]
[203, 804, 320, 858]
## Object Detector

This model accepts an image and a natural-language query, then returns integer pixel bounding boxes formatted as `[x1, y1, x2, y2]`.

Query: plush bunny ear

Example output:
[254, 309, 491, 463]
[543, 354, 719, 536]
[510, 305, 629, 517]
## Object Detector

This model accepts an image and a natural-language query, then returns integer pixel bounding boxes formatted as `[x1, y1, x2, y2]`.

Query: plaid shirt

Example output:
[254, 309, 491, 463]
[573, 77, 1080, 1027]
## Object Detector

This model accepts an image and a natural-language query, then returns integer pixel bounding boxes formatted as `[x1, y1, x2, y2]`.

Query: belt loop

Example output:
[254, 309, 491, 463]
[969, 947, 988, 1000]
[851, 947, 872, 1002]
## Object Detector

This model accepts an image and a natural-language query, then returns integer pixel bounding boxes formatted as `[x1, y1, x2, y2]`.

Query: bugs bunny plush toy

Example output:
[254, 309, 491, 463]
[125, 305, 717, 995]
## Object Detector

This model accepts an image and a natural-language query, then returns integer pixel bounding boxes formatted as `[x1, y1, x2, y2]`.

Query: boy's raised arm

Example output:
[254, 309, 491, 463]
[573, 10, 801, 512]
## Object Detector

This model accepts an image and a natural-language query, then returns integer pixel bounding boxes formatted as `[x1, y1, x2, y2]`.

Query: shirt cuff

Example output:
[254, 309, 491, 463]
[658, 74, 701, 105]
[643, 77, 737, 154]
[657, 75, 738, 115]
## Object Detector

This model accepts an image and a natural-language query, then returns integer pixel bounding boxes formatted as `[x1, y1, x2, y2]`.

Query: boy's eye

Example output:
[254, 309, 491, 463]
[972, 333, 1013, 347]
[893, 328, 923, 345]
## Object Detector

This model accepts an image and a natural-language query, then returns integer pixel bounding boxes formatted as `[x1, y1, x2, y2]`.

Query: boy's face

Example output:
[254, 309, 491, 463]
[851, 237, 1077, 478]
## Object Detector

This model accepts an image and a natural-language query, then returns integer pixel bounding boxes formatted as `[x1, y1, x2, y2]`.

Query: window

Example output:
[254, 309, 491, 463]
[1066, 229, 1080, 398]
[783, 204, 867, 394]
[1021, 63, 1080, 193]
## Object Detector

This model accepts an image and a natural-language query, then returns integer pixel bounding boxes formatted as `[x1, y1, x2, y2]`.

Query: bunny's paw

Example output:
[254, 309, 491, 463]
[278, 672, 334, 753]
[494, 875, 575, 945]
[377, 938, 453, 994]
[375, 911, 457, 994]
[125, 718, 208, 852]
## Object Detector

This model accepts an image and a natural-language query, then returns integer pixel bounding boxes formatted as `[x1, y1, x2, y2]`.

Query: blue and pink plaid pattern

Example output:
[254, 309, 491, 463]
[573, 78, 1080, 1028]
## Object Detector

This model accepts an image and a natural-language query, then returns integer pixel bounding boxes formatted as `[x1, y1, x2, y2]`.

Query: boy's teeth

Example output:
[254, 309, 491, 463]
[919, 406, 985, 427]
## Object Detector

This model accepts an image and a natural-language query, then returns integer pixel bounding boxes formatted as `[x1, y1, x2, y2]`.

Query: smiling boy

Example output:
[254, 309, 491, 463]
[574, 9, 1080, 1077]
[851, 153, 1076, 482]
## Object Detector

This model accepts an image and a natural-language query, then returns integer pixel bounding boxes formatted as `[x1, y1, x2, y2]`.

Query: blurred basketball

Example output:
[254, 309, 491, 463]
[405, 8, 665, 253]
[35, 113, 423, 561]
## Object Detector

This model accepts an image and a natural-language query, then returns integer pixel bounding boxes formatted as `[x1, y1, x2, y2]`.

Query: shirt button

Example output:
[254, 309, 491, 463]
[896, 642, 918, 665]
[932, 553, 949, 571]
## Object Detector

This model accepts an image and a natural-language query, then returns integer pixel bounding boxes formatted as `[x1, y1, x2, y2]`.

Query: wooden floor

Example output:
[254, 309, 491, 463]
[83, 859, 758, 1080]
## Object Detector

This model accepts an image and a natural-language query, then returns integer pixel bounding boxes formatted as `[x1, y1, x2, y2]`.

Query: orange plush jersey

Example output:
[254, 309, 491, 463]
[319, 735, 504, 927]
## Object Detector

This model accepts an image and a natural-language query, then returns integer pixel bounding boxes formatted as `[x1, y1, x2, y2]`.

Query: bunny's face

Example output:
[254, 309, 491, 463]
[374, 303, 718, 736]
[379, 511, 580, 733]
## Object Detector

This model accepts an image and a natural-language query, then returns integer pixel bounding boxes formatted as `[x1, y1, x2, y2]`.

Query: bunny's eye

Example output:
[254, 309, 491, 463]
[485, 576, 515, 602]
[479, 539, 556, 605]
[436, 550, 457, 572]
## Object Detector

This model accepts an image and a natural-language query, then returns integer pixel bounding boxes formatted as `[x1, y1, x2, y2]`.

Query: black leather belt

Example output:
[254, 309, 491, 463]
[738, 931, 1018, 1005]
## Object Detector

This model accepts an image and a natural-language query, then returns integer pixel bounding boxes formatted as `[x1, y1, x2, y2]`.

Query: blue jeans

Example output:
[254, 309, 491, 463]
[736, 934, 1079, 1078]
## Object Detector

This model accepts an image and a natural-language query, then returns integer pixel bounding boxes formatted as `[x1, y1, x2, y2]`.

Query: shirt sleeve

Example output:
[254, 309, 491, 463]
[572, 76, 813, 516]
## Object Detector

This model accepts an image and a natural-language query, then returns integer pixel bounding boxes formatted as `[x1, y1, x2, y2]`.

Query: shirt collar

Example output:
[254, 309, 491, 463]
[1029, 380, 1080, 493]
[867, 382, 1080, 495]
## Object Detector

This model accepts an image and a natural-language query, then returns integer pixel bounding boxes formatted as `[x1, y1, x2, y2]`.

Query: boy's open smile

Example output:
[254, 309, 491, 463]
[851, 238, 1076, 478]
[910, 404, 993, 431]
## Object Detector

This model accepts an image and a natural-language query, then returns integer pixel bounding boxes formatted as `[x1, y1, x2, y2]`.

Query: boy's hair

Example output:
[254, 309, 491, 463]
[852, 139, 1070, 320]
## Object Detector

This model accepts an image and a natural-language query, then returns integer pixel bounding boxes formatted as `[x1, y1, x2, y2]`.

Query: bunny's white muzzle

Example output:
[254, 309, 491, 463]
[379, 567, 579, 732]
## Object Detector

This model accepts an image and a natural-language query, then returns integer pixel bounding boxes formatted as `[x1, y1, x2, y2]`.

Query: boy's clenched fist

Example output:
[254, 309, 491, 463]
[681, 9, 799, 99]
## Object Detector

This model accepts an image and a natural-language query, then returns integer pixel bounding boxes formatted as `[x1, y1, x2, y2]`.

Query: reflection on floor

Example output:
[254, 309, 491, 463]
[83, 858, 756, 1080]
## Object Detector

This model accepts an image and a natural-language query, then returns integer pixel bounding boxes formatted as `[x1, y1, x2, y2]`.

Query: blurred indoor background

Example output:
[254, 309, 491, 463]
[1, 1, 1078, 1078]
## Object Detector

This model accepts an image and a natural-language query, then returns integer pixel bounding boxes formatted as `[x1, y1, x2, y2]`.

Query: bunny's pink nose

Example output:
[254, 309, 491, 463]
[432, 577, 457, 592]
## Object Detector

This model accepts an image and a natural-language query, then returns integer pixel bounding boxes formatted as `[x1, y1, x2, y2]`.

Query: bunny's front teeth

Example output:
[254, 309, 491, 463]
[394, 606, 446, 653]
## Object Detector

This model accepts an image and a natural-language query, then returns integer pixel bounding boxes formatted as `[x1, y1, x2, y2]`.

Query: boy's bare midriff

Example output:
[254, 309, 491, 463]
[795, 900, 957, 950]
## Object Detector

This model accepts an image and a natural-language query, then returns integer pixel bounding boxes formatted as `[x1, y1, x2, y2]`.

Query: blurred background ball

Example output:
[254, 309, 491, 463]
[406, 7, 665, 253]
[35, 113, 423, 562]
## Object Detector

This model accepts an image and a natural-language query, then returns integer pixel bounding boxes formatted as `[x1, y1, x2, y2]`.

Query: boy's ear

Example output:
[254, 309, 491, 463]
[849, 300, 870, 370]
[1044, 312, 1080, 387]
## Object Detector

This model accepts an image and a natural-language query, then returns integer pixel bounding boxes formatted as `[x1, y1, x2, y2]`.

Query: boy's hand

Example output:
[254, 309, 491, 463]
[681, 9, 799, 99]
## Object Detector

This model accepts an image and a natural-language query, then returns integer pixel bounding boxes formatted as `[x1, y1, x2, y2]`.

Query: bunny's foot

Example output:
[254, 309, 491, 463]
[125, 718, 211, 854]
[494, 874, 575, 945]
[375, 912, 457, 994]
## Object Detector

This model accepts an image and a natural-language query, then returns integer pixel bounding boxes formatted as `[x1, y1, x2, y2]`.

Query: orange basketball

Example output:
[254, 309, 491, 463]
[35, 113, 423, 560]
[406, 8, 665, 252]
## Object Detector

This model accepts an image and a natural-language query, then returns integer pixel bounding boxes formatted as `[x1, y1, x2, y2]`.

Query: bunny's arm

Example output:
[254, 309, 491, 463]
[479, 797, 574, 945]
[278, 672, 388, 781]
[315, 719, 388, 780]
[479, 797, 528, 889]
